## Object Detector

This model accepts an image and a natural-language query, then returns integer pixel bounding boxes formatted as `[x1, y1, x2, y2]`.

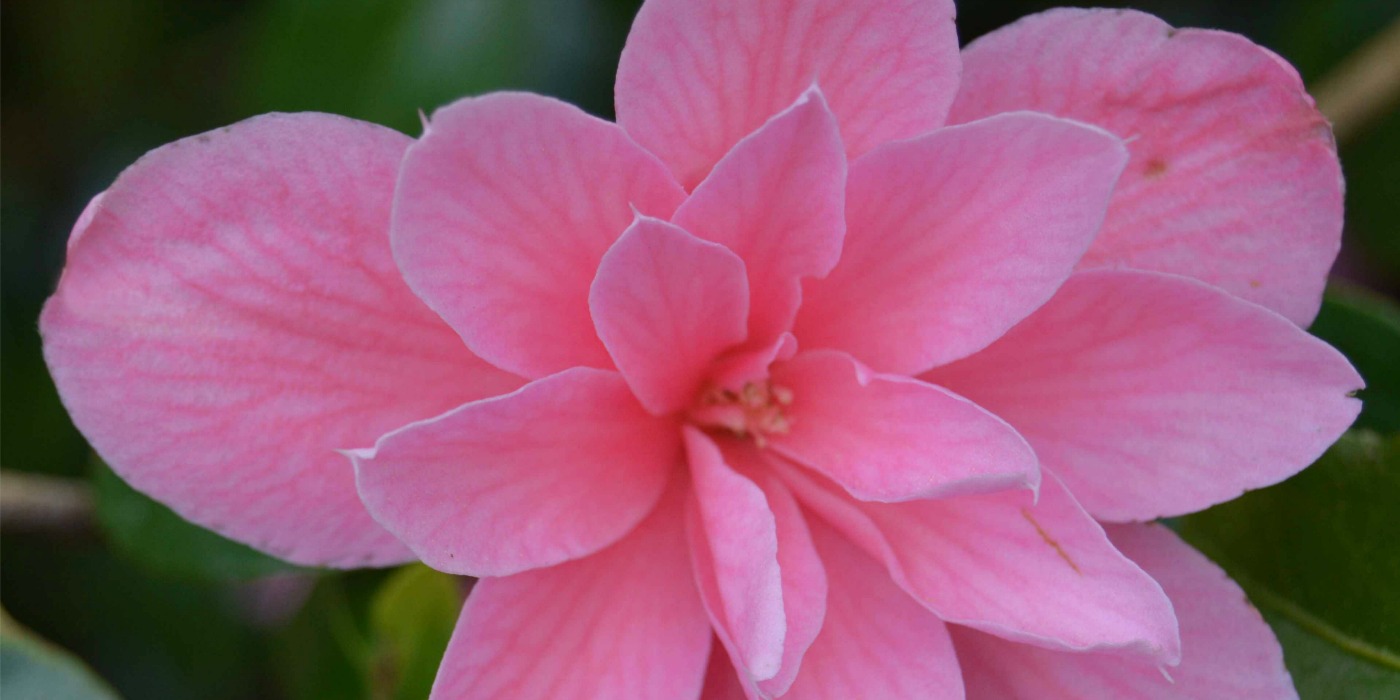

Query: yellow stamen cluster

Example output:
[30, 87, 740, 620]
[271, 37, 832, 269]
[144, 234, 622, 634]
[692, 380, 794, 447]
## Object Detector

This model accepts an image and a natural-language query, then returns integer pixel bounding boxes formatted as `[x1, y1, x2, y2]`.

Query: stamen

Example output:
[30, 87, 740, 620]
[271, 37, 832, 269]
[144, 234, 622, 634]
[689, 379, 794, 446]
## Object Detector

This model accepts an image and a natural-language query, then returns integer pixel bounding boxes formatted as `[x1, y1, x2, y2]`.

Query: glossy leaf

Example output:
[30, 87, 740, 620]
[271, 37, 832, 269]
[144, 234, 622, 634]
[1180, 431, 1400, 691]
[369, 565, 463, 700]
[0, 609, 120, 700]
[90, 458, 301, 580]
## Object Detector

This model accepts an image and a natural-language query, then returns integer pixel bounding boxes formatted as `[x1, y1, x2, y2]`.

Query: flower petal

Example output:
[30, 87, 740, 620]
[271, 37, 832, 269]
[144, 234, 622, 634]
[795, 112, 1128, 375]
[672, 90, 846, 346]
[784, 517, 965, 699]
[700, 643, 750, 700]
[430, 483, 711, 700]
[691, 438, 827, 697]
[40, 114, 520, 567]
[926, 270, 1362, 522]
[616, 0, 959, 189]
[393, 92, 687, 379]
[950, 8, 1342, 326]
[770, 351, 1038, 502]
[684, 428, 785, 681]
[591, 218, 750, 415]
[953, 523, 1297, 699]
[353, 368, 679, 576]
[778, 462, 1181, 663]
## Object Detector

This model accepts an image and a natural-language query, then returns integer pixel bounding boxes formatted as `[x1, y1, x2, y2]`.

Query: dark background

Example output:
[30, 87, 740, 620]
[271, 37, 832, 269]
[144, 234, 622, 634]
[3, 1, 1397, 698]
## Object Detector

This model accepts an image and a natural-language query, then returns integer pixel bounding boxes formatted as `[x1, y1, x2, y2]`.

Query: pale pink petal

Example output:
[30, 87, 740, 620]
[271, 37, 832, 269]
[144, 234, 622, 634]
[784, 517, 964, 699]
[591, 218, 749, 415]
[40, 114, 521, 567]
[709, 332, 799, 390]
[684, 427, 785, 681]
[672, 90, 846, 345]
[778, 462, 1181, 662]
[616, 0, 959, 189]
[770, 351, 1038, 502]
[431, 483, 711, 700]
[954, 523, 1297, 699]
[951, 8, 1342, 326]
[720, 441, 828, 697]
[796, 112, 1128, 374]
[352, 368, 679, 576]
[927, 270, 1362, 522]
[392, 92, 687, 378]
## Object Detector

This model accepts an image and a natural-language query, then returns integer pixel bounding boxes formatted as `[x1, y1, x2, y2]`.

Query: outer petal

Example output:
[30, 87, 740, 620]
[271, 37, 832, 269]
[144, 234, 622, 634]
[392, 92, 687, 379]
[352, 368, 679, 576]
[926, 270, 1363, 521]
[777, 461, 1181, 663]
[591, 218, 750, 415]
[770, 351, 1038, 502]
[430, 483, 711, 700]
[795, 112, 1128, 374]
[673, 90, 846, 345]
[951, 8, 1343, 326]
[784, 518, 965, 699]
[616, 0, 959, 189]
[40, 114, 521, 567]
[684, 428, 785, 682]
[953, 523, 1297, 699]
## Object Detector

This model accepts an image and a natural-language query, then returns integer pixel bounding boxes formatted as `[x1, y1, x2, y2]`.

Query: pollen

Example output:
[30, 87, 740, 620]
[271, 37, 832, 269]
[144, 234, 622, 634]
[689, 379, 794, 447]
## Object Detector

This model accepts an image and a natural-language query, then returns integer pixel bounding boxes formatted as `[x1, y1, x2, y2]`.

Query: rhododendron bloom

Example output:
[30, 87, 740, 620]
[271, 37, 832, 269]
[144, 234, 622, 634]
[42, 0, 1361, 698]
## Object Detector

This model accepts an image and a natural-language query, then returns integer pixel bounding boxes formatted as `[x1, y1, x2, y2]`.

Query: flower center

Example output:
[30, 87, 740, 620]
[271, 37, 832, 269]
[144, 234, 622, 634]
[688, 379, 794, 447]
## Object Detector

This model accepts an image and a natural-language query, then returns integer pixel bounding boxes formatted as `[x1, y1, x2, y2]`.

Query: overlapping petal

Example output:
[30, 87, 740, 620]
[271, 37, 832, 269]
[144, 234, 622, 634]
[770, 351, 1038, 502]
[672, 90, 847, 345]
[927, 270, 1362, 521]
[353, 368, 679, 577]
[951, 8, 1343, 325]
[953, 524, 1297, 699]
[616, 0, 960, 189]
[784, 518, 965, 699]
[392, 92, 687, 378]
[778, 462, 1181, 663]
[430, 482, 711, 700]
[796, 112, 1128, 374]
[40, 114, 520, 567]
[591, 218, 750, 415]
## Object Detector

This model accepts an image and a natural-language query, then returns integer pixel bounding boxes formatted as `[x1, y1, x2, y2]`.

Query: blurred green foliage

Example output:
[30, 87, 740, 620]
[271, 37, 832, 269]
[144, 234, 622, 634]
[2, 0, 1397, 697]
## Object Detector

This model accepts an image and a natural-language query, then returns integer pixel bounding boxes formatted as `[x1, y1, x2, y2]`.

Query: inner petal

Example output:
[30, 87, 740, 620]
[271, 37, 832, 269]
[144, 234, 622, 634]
[689, 379, 796, 448]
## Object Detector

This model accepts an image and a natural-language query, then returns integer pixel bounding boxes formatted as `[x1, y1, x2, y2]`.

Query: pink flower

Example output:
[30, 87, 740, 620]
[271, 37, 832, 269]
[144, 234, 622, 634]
[42, 2, 1360, 698]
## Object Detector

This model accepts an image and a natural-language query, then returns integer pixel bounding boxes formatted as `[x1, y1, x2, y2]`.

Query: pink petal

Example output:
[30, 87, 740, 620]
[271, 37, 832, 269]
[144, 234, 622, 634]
[778, 462, 1181, 663]
[40, 114, 520, 567]
[684, 428, 785, 681]
[700, 643, 749, 700]
[795, 112, 1128, 375]
[784, 517, 965, 699]
[352, 368, 679, 576]
[392, 92, 688, 379]
[671, 89, 846, 346]
[926, 270, 1362, 522]
[616, 0, 959, 189]
[591, 218, 750, 415]
[770, 351, 1038, 502]
[431, 483, 711, 700]
[953, 523, 1297, 699]
[691, 438, 828, 697]
[950, 8, 1342, 326]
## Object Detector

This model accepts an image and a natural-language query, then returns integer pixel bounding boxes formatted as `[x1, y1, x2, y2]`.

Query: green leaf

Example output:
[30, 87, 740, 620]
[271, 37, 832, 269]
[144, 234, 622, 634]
[1, 609, 120, 700]
[1179, 431, 1400, 693]
[1310, 285, 1400, 433]
[369, 565, 462, 700]
[89, 457, 301, 580]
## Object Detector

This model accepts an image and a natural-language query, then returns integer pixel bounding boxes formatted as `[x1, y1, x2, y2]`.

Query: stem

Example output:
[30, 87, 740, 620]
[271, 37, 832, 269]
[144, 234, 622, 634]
[1314, 16, 1400, 144]
[0, 470, 95, 535]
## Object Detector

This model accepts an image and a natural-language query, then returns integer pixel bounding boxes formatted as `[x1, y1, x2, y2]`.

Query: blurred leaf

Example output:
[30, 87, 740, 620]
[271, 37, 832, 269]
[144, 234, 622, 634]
[270, 570, 388, 700]
[90, 457, 301, 580]
[0, 609, 120, 700]
[1180, 431, 1400, 692]
[369, 565, 462, 700]
[1267, 612, 1400, 699]
[1310, 285, 1400, 432]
